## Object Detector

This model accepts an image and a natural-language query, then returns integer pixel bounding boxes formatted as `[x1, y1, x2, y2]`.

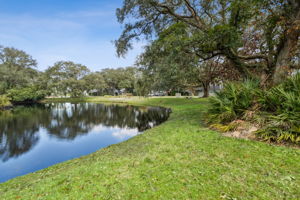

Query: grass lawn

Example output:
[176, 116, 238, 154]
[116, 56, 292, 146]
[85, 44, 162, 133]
[0, 97, 299, 199]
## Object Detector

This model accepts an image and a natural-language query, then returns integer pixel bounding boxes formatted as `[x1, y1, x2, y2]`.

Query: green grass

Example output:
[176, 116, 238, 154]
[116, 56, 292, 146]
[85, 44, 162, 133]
[0, 97, 299, 200]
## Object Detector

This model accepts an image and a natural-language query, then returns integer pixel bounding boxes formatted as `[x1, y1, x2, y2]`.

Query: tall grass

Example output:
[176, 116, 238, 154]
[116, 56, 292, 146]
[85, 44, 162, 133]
[207, 74, 300, 144]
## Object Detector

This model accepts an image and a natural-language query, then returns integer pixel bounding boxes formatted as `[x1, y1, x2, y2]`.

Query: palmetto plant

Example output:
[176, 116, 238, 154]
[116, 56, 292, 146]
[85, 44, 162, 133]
[208, 79, 260, 123]
[207, 74, 300, 144]
[256, 74, 300, 143]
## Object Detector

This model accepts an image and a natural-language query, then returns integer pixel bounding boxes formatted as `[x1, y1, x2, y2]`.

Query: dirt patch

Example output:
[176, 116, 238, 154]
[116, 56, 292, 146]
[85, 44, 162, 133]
[210, 120, 300, 148]
[211, 120, 259, 140]
[223, 125, 258, 140]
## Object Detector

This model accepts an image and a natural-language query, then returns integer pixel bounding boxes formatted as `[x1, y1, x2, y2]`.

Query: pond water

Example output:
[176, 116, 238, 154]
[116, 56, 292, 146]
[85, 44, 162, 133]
[0, 103, 170, 182]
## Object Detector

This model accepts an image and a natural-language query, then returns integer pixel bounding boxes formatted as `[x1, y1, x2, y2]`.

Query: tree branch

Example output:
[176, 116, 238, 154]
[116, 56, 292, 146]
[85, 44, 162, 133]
[150, 1, 206, 30]
[183, 0, 206, 28]
[230, 48, 268, 61]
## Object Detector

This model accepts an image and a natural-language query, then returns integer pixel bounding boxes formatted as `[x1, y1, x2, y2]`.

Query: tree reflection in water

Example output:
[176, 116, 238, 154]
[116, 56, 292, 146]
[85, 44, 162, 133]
[0, 103, 170, 162]
[0, 105, 51, 162]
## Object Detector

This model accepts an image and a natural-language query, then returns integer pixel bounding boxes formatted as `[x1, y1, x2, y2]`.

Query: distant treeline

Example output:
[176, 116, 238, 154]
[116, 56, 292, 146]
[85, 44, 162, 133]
[0, 45, 151, 103]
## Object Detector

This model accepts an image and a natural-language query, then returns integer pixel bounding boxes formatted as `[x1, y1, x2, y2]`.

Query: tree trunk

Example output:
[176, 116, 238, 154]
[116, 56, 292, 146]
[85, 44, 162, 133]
[202, 82, 209, 98]
[273, 35, 300, 84]
[273, 7, 300, 84]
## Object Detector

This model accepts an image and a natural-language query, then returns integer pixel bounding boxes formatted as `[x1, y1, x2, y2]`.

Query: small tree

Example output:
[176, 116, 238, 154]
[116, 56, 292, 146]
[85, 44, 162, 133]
[7, 86, 46, 103]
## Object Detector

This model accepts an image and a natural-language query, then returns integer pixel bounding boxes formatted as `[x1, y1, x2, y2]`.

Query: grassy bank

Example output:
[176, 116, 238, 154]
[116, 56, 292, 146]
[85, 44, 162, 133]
[0, 97, 299, 199]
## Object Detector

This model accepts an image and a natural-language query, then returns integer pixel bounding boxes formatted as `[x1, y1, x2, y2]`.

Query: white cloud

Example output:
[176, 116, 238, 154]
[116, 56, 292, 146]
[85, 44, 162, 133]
[91, 124, 107, 133]
[0, 15, 84, 33]
[112, 128, 139, 140]
[0, 7, 144, 71]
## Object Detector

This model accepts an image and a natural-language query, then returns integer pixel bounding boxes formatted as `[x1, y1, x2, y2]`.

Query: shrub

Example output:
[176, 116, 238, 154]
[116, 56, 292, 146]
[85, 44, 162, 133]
[207, 75, 300, 144]
[207, 80, 260, 123]
[7, 87, 47, 103]
[255, 74, 300, 144]
[0, 95, 11, 108]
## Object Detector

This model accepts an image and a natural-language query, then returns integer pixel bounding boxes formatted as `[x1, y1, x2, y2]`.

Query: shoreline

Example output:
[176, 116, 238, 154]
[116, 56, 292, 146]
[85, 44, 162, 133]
[1, 97, 299, 199]
[0, 105, 13, 111]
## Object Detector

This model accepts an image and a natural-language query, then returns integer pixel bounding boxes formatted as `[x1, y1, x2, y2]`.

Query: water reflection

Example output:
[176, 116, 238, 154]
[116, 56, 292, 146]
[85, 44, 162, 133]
[0, 103, 170, 182]
[44, 103, 169, 140]
[0, 105, 50, 162]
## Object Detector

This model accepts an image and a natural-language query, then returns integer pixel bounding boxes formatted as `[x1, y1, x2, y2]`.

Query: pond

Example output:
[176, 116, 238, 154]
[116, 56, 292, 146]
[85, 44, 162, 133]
[0, 103, 171, 183]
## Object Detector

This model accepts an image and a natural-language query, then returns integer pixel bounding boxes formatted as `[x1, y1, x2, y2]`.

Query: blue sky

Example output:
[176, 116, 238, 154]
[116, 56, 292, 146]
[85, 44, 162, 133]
[0, 0, 143, 71]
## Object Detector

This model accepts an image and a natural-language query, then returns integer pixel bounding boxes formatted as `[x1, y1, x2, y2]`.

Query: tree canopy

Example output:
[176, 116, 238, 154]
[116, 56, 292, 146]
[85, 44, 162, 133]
[44, 61, 90, 97]
[116, 0, 300, 84]
[137, 22, 239, 96]
[0, 46, 39, 93]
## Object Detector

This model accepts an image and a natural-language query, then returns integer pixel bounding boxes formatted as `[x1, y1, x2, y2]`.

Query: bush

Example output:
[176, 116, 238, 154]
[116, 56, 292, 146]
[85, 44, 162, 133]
[255, 74, 300, 143]
[207, 75, 300, 144]
[7, 87, 47, 103]
[0, 95, 11, 108]
[207, 80, 260, 123]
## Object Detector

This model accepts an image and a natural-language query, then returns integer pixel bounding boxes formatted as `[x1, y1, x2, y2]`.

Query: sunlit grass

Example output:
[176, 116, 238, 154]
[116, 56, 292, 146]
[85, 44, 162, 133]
[0, 97, 299, 199]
